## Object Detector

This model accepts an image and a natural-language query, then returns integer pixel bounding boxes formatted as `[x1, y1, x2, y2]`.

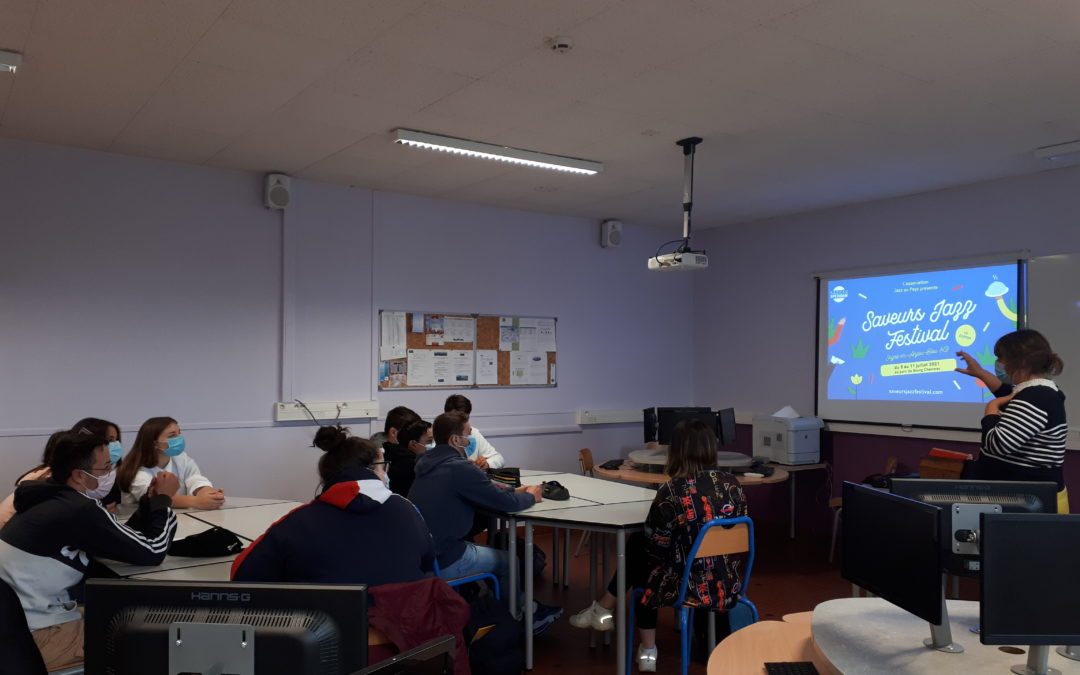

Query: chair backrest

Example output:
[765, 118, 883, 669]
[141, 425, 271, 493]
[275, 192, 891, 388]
[579, 448, 594, 476]
[0, 578, 47, 675]
[883, 456, 899, 475]
[676, 516, 755, 607]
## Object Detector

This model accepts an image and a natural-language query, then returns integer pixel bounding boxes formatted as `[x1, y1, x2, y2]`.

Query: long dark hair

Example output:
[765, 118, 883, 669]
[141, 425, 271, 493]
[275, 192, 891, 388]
[995, 329, 1064, 378]
[117, 416, 176, 492]
[313, 426, 378, 485]
[666, 419, 718, 479]
[48, 430, 107, 484]
[15, 418, 121, 486]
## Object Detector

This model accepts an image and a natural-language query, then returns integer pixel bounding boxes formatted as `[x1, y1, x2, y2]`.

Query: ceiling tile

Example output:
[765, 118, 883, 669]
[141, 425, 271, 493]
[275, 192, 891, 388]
[222, 0, 426, 46]
[368, 4, 539, 78]
[417, 80, 566, 136]
[437, 0, 617, 33]
[336, 132, 436, 168]
[975, 0, 1080, 46]
[0, 0, 38, 50]
[111, 120, 233, 164]
[314, 49, 475, 109]
[484, 45, 647, 102]
[206, 113, 367, 173]
[691, 0, 822, 23]
[187, 18, 359, 80]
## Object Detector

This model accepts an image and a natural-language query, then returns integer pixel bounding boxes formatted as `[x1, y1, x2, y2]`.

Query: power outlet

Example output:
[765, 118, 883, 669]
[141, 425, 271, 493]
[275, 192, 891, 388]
[275, 400, 379, 422]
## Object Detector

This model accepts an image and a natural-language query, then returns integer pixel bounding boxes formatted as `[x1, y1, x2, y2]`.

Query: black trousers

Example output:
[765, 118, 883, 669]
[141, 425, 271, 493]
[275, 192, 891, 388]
[605, 532, 658, 629]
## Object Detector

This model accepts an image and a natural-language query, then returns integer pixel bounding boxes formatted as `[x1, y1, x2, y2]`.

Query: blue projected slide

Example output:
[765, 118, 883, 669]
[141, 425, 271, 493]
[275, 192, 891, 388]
[824, 264, 1018, 404]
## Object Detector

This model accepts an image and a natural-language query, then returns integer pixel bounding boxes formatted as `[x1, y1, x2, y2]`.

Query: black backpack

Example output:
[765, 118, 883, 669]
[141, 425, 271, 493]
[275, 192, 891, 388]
[464, 594, 524, 675]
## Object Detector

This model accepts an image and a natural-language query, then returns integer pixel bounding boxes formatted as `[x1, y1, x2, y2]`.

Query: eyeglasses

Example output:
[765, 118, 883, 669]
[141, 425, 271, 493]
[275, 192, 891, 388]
[371, 460, 392, 470]
[85, 462, 114, 476]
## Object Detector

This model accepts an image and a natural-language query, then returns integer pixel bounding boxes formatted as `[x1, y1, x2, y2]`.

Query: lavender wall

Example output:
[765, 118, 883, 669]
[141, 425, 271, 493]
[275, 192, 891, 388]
[0, 139, 695, 500]
[693, 166, 1080, 517]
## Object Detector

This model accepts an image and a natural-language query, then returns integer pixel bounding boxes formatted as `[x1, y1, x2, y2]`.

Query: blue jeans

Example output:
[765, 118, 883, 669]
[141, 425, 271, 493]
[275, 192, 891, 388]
[439, 542, 519, 606]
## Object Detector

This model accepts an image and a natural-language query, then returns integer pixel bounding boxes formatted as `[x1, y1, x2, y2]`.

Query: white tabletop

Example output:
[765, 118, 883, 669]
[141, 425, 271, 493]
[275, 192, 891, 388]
[513, 500, 653, 528]
[131, 560, 235, 582]
[813, 597, 1080, 674]
[179, 496, 295, 511]
[186, 501, 303, 541]
[519, 469, 564, 477]
[521, 472, 656, 505]
[99, 513, 239, 578]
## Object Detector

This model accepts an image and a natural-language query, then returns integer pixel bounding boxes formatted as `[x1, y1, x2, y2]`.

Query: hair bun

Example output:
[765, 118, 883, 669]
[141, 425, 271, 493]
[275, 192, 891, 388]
[313, 426, 348, 453]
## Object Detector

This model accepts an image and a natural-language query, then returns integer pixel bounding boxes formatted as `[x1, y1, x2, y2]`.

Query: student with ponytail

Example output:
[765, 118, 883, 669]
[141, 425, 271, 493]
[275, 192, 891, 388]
[957, 328, 1070, 513]
[231, 425, 435, 585]
[117, 417, 224, 509]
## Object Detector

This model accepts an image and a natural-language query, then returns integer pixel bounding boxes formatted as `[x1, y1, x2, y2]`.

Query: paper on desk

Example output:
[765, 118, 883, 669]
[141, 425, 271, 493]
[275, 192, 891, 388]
[772, 406, 801, 418]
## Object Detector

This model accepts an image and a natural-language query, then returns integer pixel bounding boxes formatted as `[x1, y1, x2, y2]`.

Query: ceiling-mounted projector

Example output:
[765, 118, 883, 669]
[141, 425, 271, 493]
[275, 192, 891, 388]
[649, 136, 708, 272]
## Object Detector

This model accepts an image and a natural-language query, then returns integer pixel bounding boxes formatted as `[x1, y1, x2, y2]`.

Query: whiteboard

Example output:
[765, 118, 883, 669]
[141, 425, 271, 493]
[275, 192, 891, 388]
[1027, 254, 1080, 448]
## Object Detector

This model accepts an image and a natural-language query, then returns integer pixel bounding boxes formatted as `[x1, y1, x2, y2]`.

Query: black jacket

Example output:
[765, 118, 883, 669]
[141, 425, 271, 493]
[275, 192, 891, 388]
[386, 441, 419, 497]
[0, 480, 175, 629]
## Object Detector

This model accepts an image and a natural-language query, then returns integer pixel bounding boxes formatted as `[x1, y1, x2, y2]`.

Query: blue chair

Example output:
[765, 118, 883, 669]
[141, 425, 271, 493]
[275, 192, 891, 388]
[625, 516, 759, 675]
[432, 558, 501, 600]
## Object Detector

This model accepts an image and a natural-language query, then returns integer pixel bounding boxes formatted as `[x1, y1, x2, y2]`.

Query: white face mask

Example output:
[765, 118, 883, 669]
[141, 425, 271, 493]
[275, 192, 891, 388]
[81, 468, 116, 500]
[425, 441, 436, 451]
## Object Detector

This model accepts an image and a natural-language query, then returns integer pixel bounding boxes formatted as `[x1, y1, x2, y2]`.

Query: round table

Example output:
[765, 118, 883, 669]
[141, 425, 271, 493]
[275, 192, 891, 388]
[594, 463, 789, 487]
[707, 620, 835, 674]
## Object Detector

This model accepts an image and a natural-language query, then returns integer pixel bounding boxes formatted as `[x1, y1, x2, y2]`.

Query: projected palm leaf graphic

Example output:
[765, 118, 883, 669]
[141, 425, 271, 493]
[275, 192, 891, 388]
[976, 345, 995, 368]
[851, 338, 869, 359]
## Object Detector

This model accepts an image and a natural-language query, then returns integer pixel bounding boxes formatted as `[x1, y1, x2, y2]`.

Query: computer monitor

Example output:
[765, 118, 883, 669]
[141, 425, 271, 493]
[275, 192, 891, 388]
[981, 513, 1080, 675]
[356, 635, 455, 675]
[841, 482, 944, 626]
[85, 579, 368, 675]
[889, 479, 1058, 574]
[655, 407, 716, 445]
[716, 407, 736, 446]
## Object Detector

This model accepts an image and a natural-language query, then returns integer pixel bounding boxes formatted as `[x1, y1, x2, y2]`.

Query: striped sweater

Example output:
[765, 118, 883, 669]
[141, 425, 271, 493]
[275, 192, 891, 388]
[979, 379, 1068, 489]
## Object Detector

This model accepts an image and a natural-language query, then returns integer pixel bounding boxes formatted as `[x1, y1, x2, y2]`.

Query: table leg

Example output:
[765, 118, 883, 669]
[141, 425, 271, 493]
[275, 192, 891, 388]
[509, 516, 518, 620]
[589, 533, 597, 649]
[563, 528, 571, 589]
[602, 536, 612, 646]
[552, 527, 560, 587]
[525, 522, 535, 670]
[616, 530, 626, 675]
[789, 472, 797, 540]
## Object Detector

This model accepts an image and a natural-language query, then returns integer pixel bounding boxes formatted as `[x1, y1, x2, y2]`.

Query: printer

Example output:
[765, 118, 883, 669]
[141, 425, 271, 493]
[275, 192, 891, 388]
[752, 414, 824, 465]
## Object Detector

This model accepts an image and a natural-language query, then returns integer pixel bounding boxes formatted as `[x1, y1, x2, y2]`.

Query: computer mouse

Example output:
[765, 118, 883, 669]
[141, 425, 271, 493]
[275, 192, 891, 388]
[541, 481, 570, 501]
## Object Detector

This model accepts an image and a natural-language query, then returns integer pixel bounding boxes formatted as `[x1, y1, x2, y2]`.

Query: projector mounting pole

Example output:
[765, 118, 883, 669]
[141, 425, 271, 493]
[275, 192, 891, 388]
[676, 137, 702, 252]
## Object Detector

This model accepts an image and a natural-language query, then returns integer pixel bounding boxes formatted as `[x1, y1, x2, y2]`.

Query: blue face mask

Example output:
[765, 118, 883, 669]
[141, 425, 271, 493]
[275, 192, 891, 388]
[163, 435, 186, 457]
[994, 361, 1012, 385]
[108, 441, 124, 465]
[464, 435, 477, 458]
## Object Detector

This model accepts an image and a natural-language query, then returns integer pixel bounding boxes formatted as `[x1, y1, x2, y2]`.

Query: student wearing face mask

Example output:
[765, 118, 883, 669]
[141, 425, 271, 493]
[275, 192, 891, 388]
[0, 430, 178, 671]
[387, 419, 433, 496]
[444, 395, 505, 470]
[117, 416, 225, 509]
[957, 329, 1069, 513]
[1, 418, 124, 529]
[409, 412, 563, 634]
[231, 425, 435, 586]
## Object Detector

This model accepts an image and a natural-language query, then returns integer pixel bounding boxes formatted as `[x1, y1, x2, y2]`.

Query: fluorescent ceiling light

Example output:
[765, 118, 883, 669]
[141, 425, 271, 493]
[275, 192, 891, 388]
[393, 129, 602, 175]
[0, 50, 22, 73]
[1033, 139, 1080, 160]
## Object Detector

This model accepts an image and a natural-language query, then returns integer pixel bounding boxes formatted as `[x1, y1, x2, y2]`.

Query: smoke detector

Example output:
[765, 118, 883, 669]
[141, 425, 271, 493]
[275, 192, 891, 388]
[549, 36, 574, 54]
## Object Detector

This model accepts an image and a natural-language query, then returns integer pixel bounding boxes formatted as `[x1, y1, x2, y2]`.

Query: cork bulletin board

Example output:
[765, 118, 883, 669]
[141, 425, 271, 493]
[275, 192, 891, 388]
[378, 311, 556, 390]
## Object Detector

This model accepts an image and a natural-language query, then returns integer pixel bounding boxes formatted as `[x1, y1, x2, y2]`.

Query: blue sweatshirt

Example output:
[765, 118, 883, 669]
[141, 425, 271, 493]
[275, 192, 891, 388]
[408, 444, 534, 567]
[231, 467, 435, 585]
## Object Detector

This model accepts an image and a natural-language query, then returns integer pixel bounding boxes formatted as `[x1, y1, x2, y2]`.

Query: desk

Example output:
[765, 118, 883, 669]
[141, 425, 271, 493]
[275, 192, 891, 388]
[99, 513, 239, 578]
[812, 598, 1080, 674]
[707, 620, 834, 674]
[186, 501, 302, 541]
[131, 561, 234, 582]
[593, 464, 789, 487]
[493, 473, 655, 675]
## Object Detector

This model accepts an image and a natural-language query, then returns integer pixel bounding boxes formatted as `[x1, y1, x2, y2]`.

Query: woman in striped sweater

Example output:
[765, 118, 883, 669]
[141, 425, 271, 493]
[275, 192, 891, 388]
[957, 329, 1069, 513]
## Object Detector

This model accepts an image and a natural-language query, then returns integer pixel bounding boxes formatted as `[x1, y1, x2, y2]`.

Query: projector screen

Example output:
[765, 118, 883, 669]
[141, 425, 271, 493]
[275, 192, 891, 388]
[817, 260, 1025, 429]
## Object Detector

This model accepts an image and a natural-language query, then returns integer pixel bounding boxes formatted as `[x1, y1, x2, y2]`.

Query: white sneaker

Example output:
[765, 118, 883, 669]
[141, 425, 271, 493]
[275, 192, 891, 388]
[568, 601, 614, 631]
[637, 645, 658, 673]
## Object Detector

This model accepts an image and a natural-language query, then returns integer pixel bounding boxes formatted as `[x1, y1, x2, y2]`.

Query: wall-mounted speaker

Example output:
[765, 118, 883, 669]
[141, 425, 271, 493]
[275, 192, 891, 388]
[265, 173, 291, 210]
[600, 219, 623, 248]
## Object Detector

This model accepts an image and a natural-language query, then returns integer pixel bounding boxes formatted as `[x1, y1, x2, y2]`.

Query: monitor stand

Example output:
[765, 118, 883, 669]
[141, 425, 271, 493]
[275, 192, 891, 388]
[924, 579, 964, 653]
[1011, 645, 1061, 675]
[1057, 646, 1080, 661]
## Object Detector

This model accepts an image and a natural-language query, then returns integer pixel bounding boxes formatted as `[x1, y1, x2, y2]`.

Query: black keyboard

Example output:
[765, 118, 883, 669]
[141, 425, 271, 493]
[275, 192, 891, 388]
[764, 663, 819, 675]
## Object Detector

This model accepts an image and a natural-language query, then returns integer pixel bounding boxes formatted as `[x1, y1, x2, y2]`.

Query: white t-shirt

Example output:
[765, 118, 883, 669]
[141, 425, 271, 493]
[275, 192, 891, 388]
[128, 453, 213, 502]
[469, 427, 505, 469]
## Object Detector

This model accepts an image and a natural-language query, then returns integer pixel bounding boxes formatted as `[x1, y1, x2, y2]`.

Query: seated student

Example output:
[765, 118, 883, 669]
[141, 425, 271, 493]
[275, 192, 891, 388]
[1, 418, 124, 528]
[0, 430, 178, 671]
[117, 416, 225, 509]
[409, 412, 562, 633]
[569, 419, 748, 672]
[232, 425, 435, 584]
[371, 405, 420, 449]
[443, 394, 505, 469]
[388, 419, 433, 497]
[957, 329, 1069, 513]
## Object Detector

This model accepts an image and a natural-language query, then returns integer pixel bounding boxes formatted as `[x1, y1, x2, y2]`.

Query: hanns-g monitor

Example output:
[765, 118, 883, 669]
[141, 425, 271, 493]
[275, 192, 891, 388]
[85, 579, 368, 675]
